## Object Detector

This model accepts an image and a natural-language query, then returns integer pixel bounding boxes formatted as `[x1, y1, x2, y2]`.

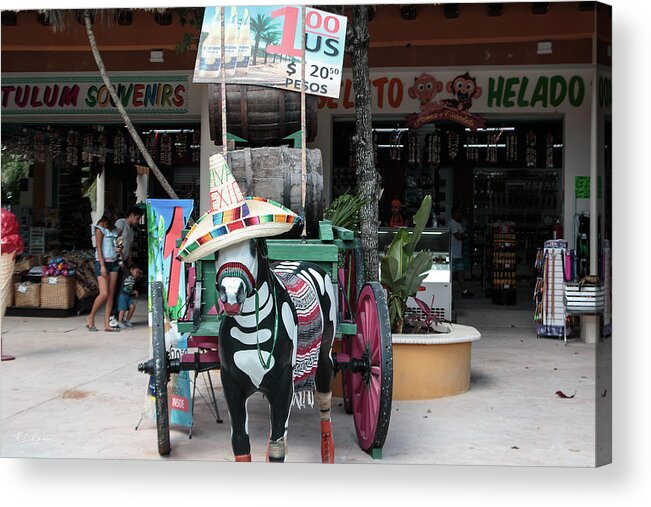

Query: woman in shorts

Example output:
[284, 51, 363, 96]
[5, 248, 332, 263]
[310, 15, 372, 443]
[87, 214, 122, 332]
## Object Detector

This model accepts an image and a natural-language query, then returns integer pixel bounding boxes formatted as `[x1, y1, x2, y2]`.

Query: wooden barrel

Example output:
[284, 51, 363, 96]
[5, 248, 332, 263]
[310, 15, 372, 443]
[209, 84, 318, 145]
[226, 146, 323, 236]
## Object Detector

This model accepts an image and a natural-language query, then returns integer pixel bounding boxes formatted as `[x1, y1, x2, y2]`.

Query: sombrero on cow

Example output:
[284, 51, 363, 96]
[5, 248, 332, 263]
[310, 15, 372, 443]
[177, 154, 299, 263]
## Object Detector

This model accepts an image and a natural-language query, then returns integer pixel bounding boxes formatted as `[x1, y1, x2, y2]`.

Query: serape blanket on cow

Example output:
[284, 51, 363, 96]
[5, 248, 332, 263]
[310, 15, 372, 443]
[272, 269, 322, 408]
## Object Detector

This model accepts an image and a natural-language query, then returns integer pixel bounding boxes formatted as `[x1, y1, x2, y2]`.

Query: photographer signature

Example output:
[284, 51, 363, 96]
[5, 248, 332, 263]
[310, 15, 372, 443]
[14, 431, 53, 444]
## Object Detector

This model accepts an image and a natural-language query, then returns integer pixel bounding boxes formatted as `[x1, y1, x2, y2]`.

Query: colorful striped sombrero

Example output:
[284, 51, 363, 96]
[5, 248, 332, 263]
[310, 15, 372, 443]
[177, 154, 299, 263]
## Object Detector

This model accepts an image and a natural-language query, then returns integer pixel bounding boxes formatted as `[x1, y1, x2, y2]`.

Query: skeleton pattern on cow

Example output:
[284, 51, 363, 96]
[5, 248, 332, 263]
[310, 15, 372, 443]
[215, 240, 336, 461]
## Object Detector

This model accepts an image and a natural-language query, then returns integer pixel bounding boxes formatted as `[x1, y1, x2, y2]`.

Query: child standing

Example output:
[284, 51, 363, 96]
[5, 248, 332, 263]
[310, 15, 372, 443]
[117, 266, 142, 328]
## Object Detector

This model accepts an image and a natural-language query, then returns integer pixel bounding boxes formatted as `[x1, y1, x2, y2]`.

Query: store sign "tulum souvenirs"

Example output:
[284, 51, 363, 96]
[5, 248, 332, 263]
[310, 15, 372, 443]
[1, 74, 189, 116]
[194, 5, 346, 98]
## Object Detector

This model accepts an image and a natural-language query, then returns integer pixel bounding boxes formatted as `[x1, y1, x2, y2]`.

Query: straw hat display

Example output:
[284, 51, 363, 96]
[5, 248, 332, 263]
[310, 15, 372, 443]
[177, 154, 299, 263]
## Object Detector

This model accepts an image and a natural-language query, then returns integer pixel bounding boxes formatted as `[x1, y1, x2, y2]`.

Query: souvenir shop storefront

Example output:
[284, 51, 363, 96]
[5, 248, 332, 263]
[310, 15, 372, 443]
[313, 64, 612, 336]
[1, 71, 203, 314]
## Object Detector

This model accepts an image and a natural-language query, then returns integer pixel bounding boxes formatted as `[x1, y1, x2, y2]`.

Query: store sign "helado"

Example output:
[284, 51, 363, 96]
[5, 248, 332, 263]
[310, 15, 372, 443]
[1, 75, 188, 115]
[486, 75, 585, 108]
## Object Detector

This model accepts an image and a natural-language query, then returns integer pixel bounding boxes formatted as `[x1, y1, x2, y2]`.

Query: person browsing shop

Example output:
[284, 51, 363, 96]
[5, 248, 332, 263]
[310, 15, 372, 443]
[115, 206, 143, 268]
[107, 206, 144, 329]
[87, 215, 123, 332]
[450, 205, 474, 298]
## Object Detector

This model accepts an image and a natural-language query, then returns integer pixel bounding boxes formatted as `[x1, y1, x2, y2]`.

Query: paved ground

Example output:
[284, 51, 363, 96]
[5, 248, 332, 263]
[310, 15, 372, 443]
[0, 282, 609, 466]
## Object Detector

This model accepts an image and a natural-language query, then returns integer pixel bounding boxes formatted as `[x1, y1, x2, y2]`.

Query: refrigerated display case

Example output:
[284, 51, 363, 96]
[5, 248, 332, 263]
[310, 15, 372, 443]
[378, 227, 452, 322]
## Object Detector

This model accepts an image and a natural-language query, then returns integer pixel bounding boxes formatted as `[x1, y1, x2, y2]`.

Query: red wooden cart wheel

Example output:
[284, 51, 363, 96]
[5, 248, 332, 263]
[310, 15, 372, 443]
[351, 282, 393, 453]
[340, 245, 363, 414]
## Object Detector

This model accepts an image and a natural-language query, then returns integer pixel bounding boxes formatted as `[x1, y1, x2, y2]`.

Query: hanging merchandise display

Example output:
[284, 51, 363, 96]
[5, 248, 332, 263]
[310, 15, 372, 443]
[34, 130, 46, 163]
[486, 132, 498, 164]
[506, 132, 518, 163]
[534, 239, 569, 339]
[129, 135, 139, 163]
[82, 131, 94, 163]
[447, 130, 460, 160]
[113, 130, 127, 165]
[407, 131, 419, 165]
[465, 133, 479, 162]
[191, 129, 201, 163]
[98, 130, 108, 166]
[66, 130, 79, 166]
[525, 129, 537, 167]
[176, 132, 188, 159]
[545, 130, 554, 168]
[426, 132, 441, 165]
[160, 134, 173, 167]
[389, 129, 403, 161]
[48, 130, 62, 163]
[145, 132, 156, 162]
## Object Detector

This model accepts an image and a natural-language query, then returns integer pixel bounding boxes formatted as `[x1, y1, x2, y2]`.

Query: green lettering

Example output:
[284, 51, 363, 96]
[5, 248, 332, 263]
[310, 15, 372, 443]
[517, 77, 530, 107]
[569, 76, 585, 107]
[121, 84, 133, 107]
[487, 77, 504, 108]
[161, 84, 173, 107]
[85, 85, 97, 107]
[503, 77, 518, 108]
[530, 77, 549, 108]
[550, 75, 567, 107]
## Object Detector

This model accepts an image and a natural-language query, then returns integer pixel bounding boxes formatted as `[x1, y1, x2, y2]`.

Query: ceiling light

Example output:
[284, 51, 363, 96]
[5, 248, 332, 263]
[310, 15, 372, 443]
[150, 49, 164, 63]
[537, 41, 553, 55]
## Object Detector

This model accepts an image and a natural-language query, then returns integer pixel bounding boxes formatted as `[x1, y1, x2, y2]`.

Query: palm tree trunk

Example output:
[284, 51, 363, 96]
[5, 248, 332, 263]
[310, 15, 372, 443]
[350, 7, 379, 282]
[83, 10, 178, 200]
[252, 39, 260, 65]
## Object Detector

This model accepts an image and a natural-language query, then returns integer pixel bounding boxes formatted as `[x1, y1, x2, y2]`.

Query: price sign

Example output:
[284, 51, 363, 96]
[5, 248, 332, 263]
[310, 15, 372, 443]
[194, 5, 347, 98]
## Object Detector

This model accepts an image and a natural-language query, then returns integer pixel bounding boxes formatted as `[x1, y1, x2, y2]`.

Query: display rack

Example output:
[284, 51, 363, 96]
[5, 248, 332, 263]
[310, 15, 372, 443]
[489, 223, 517, 305]
[534, 239, 568, 339]
[473, 168, 562, 280]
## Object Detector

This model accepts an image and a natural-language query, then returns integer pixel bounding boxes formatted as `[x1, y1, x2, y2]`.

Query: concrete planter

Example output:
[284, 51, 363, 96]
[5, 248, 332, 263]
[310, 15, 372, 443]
[392, 324, 481, 400]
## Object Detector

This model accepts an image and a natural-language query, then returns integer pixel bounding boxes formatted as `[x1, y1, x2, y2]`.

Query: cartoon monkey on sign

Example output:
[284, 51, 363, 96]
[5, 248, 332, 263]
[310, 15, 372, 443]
[442, 72, 482, 111]
[408, 73, 443, 112]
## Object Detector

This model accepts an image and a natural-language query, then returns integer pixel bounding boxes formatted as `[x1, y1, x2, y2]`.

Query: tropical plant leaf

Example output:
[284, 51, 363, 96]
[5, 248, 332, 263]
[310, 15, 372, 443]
[387, 228, 410, 275]
[388, 295, 404, 329]
[411, 296, 432, 316]
[380, 255, 399, 292]
[401, 250, 434, 298]
[406, 194, 432, 258]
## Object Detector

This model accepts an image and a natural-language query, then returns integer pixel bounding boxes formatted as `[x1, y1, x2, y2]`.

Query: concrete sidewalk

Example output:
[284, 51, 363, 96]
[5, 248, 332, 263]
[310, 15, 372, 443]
[0, 288, 607, 466]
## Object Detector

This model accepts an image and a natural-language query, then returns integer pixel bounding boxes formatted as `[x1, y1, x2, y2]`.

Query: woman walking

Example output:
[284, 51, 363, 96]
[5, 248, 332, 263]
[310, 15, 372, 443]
[87, 214, 122, 332]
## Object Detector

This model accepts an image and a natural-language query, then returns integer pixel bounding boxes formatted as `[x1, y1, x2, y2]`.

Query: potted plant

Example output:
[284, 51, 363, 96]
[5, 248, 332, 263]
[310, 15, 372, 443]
[380, 195, 435, 334]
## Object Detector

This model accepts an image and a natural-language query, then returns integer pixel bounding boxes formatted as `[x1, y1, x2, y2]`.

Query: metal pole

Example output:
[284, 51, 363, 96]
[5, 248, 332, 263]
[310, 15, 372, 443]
[300, 6, 307, 239]
[220, 6, 228, 157]
[589, 9, 598, 274]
